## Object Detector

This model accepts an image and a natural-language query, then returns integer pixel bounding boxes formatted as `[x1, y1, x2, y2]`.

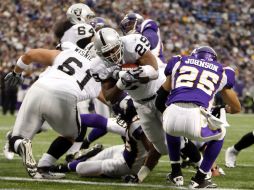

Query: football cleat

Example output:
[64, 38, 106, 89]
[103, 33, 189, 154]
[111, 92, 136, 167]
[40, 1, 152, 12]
[74, 144, 103, 160]
[50, 164, 70, 173]
[3, 131, 14, 160]
[37, 166, 66, 179]
[166, 173, 184, 186]
[225, 146, 238, 168]
[18, 139, 37, 177]
[189, 177, 217, 189]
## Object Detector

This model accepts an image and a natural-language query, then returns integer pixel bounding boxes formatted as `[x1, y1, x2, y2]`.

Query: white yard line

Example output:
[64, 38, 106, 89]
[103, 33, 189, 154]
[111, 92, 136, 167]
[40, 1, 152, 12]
[0, 176, 246, 190]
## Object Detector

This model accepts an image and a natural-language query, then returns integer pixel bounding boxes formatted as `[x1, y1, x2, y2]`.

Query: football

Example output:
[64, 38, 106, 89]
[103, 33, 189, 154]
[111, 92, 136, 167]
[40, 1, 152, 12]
[121, 63, 139, 71]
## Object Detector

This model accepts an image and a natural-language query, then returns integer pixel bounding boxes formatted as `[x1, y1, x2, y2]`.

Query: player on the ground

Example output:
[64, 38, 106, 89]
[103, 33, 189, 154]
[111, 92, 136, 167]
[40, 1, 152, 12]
[225, 131, 254, 168]
[4, 43, 102, 179]
[157, 46, 241, 188]
[53, 93, 152, 181]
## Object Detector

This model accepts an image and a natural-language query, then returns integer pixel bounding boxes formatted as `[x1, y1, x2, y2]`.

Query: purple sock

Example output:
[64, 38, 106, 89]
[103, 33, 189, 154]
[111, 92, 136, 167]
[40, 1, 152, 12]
[80, 114, 108, 143]
[166, 134, 181, 161]
[80, 114, 107, 130]
[68, 156, 88, 171]
[200, 139, 224, 173]
[87, 128, 107, 142]
[16, 102, 22, 110]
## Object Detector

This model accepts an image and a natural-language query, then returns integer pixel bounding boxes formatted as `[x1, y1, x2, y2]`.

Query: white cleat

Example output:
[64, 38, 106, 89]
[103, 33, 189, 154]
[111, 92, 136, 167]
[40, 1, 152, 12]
[37, 167, 66, 179]
[3, 131, 14, 160]
[225, 146, 238, 168]
[166, 173, 184, 186]
[18, 139, 37, 177]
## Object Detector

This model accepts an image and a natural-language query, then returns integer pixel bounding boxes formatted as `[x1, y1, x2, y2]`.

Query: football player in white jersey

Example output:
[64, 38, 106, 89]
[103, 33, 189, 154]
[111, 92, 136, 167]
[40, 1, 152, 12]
[89, 27, 168, 182]
[55, 3, 95, 50]
[4, 45, 102, 179]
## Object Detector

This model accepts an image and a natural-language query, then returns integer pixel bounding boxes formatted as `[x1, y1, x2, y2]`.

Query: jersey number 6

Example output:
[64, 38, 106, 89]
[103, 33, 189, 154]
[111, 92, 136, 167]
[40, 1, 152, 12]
[58, 57, 92, 90]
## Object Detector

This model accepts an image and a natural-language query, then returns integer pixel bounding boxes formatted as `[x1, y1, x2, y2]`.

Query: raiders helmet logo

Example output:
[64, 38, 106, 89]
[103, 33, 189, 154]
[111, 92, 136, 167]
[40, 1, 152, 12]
[73, 8, 82, 16]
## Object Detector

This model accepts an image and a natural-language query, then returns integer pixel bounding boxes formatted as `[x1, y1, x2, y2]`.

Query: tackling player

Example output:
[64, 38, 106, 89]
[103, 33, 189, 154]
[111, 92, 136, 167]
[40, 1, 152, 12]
[4, 44, 102, 179]
[157, 46, 241, 188]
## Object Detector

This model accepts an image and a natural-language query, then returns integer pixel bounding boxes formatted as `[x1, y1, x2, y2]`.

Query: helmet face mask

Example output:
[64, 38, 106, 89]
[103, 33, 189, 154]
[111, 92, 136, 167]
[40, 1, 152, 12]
[191, 46, 217, 62]
[94, 28, 124, 66]
[120, 13, 144, 35]
[67, 3, 95, 24]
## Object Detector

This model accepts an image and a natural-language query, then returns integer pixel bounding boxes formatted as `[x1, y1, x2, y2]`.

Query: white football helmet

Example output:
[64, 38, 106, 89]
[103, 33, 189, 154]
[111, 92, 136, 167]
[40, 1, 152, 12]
[66, 3, 95, 24]
[94, 28, 124, 66]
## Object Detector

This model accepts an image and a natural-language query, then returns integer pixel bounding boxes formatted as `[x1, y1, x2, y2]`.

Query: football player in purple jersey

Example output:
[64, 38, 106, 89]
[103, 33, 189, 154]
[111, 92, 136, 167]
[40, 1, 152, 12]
[120, 13, 166, 65]
[156, 46, 241, 188]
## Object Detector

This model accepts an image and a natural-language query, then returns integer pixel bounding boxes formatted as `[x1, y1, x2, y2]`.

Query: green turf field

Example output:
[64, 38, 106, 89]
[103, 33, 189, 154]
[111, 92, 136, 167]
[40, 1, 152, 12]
[0, 113, 253, 190]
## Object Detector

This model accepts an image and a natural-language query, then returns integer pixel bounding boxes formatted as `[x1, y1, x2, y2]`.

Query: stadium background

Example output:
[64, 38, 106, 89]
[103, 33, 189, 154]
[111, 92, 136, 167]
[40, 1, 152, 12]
[0, 1, 254, 189]
[0, 0, 254, 113]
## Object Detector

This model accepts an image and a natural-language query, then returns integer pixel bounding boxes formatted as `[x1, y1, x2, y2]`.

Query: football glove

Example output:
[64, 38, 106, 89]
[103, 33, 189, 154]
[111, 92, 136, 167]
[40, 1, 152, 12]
[120, 67, 142, 85]
[123, 174, 139, 183]
[91, 65, 120, 82]
[211, 105, 225, 118]
[4, 71, 23, 87]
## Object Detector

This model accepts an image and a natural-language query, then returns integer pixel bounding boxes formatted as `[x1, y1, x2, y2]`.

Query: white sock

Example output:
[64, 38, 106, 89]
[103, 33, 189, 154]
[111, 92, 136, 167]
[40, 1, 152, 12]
[37, 153, 57, 167]
[14, 139, 23, 153]
[66, 142, 82, 155]
[106, 118, 125, 136]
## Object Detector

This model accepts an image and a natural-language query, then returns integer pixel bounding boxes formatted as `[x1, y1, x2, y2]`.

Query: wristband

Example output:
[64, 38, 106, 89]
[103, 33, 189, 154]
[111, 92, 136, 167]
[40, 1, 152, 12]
[137, 166, 151, 182]
[16, 56, 29, 70]
[116, 79, 125, 90]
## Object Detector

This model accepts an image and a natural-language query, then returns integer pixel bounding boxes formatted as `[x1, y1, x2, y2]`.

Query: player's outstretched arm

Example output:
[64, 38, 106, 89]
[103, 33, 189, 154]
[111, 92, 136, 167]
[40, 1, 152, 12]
[221, 88, 241, 114]
[137, 133, 161, 183]
[14, 49, 60, 73]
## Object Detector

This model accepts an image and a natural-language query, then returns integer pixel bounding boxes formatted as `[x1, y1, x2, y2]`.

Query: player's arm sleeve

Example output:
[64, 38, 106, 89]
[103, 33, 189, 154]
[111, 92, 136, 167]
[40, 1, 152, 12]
[224, 67, 235, 88]
[130, 126, 144, 140]
[164, 55, 182, 76]
[142, 28, 159, 50]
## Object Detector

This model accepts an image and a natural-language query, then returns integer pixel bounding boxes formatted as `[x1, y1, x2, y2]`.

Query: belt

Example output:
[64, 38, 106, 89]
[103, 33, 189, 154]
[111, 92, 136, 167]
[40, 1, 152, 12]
[137, 94, 156, 103]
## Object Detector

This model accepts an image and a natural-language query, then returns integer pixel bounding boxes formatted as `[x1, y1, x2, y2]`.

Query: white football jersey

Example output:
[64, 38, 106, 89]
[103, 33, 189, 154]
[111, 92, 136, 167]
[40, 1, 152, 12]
[38, 47, 101, 101]
[61, 23, 95, 46]
[91, 33, 165, 101]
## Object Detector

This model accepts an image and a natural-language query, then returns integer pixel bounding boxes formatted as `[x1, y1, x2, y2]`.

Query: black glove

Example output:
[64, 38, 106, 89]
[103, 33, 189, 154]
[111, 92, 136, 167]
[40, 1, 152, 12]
[211, 105, 225, 118]
[123, 174, 139, 183]
[4, 71, 23, 87]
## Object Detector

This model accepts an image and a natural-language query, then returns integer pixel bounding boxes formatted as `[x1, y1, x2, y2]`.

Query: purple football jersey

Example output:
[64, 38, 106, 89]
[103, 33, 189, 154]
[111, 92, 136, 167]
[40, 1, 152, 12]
[140, 19, 166, 63]
[164, 55, 235, 108]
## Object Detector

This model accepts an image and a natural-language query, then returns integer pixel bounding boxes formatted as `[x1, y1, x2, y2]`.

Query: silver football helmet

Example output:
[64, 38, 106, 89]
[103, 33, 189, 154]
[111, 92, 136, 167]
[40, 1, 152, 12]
[94, 28, 124, 65]
[66, 3, 95, 24]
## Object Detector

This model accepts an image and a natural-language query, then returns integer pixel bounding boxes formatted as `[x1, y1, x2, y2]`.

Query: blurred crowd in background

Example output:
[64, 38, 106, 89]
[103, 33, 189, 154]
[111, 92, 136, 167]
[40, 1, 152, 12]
[0, 0, 254, 115]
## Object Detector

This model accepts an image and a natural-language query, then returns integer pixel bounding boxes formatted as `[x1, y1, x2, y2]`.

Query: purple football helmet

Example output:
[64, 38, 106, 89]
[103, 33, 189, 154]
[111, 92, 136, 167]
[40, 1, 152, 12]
[191, 46, 217, 61]
[90, 17, 109, 32]
[120, 13, 144, 35]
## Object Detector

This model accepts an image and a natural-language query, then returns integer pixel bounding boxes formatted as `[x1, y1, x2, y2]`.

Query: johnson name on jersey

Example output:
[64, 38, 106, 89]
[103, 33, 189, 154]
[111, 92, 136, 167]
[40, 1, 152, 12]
[164, 55, 235, 109]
